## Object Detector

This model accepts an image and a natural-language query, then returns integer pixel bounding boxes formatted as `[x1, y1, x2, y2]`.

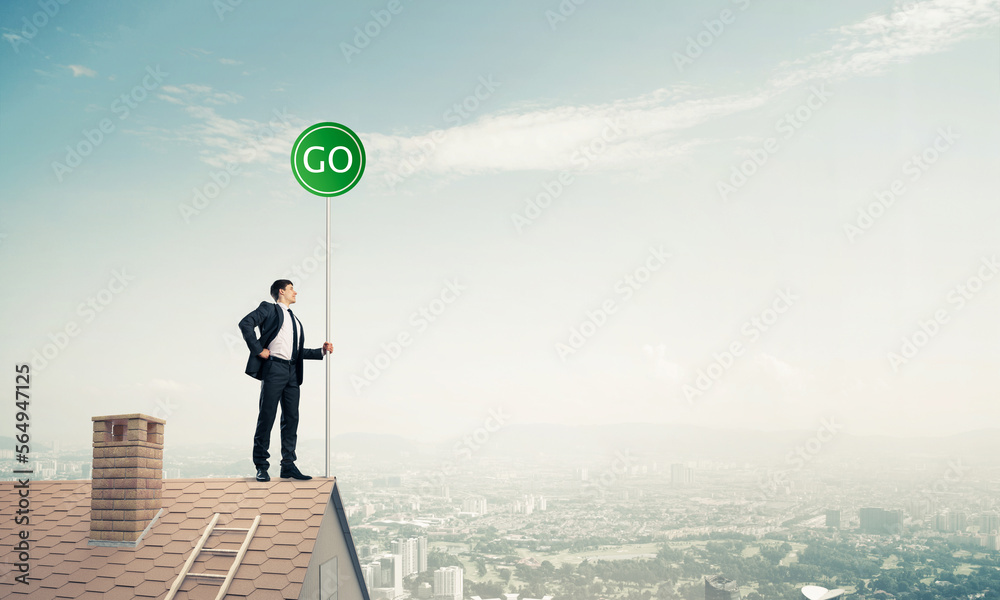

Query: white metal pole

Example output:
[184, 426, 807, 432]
[325, 196, 331, 478]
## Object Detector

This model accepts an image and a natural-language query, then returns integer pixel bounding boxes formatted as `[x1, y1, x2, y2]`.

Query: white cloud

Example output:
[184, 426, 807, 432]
[219, 58, 243, 66]
[362, 0, 998, 187]
[67, 64, 97, 77]
[157, 83, 244, 107]
[141, 83, 300, 170]
[160, 0, 996, 186]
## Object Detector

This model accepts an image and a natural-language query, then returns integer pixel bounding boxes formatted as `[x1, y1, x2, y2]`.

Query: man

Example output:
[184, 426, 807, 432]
[239, 279, 333, 482]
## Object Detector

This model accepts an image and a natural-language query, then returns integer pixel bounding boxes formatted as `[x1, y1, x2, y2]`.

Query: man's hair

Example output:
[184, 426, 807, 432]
[270, 279, 294, 301]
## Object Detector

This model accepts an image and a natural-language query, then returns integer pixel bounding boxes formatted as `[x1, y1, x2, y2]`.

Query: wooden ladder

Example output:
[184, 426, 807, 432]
[164, 512, 262, 600]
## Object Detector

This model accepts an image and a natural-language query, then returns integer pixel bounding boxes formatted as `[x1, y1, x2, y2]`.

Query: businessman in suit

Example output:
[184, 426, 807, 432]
[239, 279, 333, 482]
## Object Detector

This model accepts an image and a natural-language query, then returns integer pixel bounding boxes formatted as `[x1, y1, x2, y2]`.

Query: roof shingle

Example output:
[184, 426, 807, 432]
[0, 478, 337, 599]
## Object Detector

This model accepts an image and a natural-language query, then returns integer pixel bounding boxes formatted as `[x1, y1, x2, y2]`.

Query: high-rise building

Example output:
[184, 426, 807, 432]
[859, 508, 903, 534]
[705, 574, 741, 600]
[392, 538, 418, 577]
[670, 463, 694, 485]
[935, 512, 950, 532]
[907, 497, 931, 519]
[365, 554, 402, 598]
[462, 496, 488, 515]
[951, 511, 968, 532]
[361, 562, 379, 594]
[979, 512, 1000, 534]
[982, 534, 1000, 551]
[418, 536, 428, 573]
[434, 566, 463, 600]
[825, 509, 841, 529]
[386, 554, 404, 596]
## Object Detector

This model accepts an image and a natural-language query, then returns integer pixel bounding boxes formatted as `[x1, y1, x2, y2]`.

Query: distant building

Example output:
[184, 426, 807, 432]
[389, 536, 427, 577]
[671, 463, 694, 485]
[462, 496, 488, 515]
[934, 512, 950, 532]
[934, 510, 968, 533]
[391, 538, 415, 577]
[513, 495, 539, 515]
[979, 512, 1000, 534]
[366, 553, 403, 599]
[906, 497, 930, 519]
[825, 509, 841, 529]
[433, 566, 463, 600]
[705, 574, 741, 599]
[859, 507, 903, 534]
[418, 535, 428, 572]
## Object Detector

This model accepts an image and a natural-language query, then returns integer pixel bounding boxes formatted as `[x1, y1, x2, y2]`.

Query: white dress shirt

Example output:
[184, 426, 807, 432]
[267, 303, 299, 360]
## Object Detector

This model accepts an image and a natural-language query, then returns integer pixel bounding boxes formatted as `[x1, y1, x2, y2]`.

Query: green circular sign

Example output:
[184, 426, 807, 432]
[290, 122, 366, 197]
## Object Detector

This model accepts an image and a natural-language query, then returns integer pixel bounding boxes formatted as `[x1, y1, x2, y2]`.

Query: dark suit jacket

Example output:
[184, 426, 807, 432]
[239, 301, 323, 386]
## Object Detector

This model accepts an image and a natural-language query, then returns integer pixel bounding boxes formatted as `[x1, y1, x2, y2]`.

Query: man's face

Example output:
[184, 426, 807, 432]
[280, 284, 297, 304]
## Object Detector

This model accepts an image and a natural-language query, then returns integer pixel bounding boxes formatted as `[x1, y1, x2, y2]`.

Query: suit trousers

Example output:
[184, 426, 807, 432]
[252, 359, 299, 470]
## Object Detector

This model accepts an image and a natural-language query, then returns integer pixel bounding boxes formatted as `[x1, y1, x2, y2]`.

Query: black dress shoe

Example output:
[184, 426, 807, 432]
[256, 467, 270, 482]
[279, 465, 312, 480]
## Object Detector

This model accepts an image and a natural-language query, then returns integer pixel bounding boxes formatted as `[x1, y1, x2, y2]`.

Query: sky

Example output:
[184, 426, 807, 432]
[1, 0, 998, 453]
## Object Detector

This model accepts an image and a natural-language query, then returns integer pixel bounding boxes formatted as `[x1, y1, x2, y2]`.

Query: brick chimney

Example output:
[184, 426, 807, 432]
[89, 413, 165, 545]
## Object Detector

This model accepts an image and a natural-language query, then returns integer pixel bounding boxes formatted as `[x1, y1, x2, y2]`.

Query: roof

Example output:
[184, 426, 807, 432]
[0, 477, 348, 599]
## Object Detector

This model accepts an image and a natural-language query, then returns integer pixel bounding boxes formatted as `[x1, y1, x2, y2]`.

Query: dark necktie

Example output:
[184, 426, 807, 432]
[288, 309, 298, 361]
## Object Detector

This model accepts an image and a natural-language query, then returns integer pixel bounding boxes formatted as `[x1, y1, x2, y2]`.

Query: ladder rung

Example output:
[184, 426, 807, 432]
[164, 513, 261, 600]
